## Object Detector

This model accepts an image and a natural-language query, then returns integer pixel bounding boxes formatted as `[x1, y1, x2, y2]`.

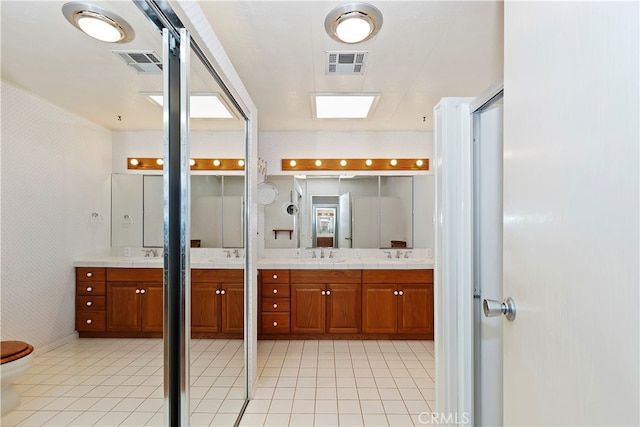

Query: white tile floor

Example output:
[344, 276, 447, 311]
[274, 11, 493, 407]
[1, 338, 245, 427]
[243, 340, 435, 427]
[1, 339, 435, 427]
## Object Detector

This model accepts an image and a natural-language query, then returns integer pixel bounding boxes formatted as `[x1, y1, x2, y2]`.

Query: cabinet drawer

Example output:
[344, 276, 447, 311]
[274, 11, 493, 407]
[261, 270, 289, 284]
[76, 267, 106, 282]
[76, 311, 105, 331]
[76, 282, 106, 296]
[261, 313, 290, 334]
[262, 284, 290, 298]
[262, 297, 290, 312]
[76, 296, 105, 310]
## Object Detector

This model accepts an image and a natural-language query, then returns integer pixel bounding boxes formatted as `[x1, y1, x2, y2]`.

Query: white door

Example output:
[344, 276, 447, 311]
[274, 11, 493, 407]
[338, 192, 352, 248]
[472, 92, 503, 426]
[500, 2, 638, 425]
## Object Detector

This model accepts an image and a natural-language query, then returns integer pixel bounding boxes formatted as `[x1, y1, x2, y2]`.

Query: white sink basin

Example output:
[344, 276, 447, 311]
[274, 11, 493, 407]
[383, 258, 424, 263]
[313, 258, 346, 263]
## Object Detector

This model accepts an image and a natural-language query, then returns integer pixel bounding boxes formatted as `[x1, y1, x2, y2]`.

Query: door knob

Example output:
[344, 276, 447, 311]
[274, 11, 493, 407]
[483, 297, 516, 321]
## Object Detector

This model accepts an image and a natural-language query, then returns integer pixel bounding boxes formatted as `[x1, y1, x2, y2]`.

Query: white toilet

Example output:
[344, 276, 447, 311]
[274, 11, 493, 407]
[1, 341, 34, 415]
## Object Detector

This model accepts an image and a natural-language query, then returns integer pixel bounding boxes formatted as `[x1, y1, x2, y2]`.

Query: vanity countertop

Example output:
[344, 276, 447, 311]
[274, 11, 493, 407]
[258, 257, 434, 270]
[74, 257, 433, 269]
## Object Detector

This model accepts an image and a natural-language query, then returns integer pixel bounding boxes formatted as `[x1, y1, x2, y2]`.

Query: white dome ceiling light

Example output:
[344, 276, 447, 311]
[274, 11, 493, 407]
[62, 2, 135, 43]
[325, 2, 383, 44]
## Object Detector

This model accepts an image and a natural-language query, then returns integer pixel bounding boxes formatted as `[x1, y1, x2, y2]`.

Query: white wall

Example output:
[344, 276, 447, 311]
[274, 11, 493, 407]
[0, 82, 112, 349]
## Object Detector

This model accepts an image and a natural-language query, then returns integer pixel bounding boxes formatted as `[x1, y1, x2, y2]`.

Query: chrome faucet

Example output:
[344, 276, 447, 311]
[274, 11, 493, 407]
[144, 249, 159, 258]
[395, 250, 402, 258]
[233, 249, 240, 258]
[223, 250, 231, 258]
[308, 250, 317, 259]
[329, 251, 335, 259]
[404, 251, 412, 259]
[384, 251, 392, 259]
[320, 248, 325, 259]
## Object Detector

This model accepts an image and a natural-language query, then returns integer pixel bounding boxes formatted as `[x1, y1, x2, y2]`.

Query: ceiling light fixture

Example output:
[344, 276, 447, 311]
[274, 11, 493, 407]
[325, 2, 383, 44]
[313, 93, 380, 119]
[147, 94, 233, 119]
[62, 2, 135, 43]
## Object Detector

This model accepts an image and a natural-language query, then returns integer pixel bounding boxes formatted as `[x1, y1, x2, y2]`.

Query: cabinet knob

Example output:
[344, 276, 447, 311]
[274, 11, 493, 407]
[220, 290, 226, 295]
[216, 289, 221, 295]
[86, 272, 93, 278]
[393, 290, 399, 296]
[136, 289, 141, 294]
[140, 289, 146, 294]
[326, 290, 331, 296]
[398, 290, 404, 296]
[321, 290, 326, 296]
[272, 289, 278, 294]
[86, 286, 93, 292]
[86, 301, 92, 307]
[273, 321, 278, 327]
[273, 303, 278, 309]
[86, 319, 92, 324]
[272, 274, 278, 280]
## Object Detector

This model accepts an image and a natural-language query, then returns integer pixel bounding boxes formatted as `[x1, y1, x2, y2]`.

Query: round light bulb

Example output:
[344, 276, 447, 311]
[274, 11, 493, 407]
[156, 158, 163, 166]
[340, 160, 347, 167]
[189, 159, 196, 166]
[365, 159, 372, 167]
[335, 14, 372, 43]
[390, 159, 398, 166]
[238, 160, 245, 167]
[416, 159, 424, 167]
[213, 159, 221, 167]
[315, 160, 322, 167]
[129, 158, 139, 166]
[76, 13, 124, 43]
[289, 160, 297, 167]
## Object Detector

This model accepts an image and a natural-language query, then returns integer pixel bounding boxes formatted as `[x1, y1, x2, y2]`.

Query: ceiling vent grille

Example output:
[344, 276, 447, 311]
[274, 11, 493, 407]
[326, 51, 368, 75]
[113, 50, 162, 74]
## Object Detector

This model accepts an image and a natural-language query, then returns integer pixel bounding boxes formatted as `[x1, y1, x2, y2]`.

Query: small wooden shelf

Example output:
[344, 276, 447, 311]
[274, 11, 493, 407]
[273, 229, 293, 240]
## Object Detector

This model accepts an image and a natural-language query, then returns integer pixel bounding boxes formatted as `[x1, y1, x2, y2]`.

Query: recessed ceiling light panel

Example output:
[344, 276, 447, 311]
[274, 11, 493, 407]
[146, 94, 234, 119]
[62, 2, 135, 43]
[325, 2, 383, 44]
[312, 93, 380, 119]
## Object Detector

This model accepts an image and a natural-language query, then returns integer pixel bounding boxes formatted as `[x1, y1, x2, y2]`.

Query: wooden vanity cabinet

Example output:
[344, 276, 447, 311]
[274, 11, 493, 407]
[362, 269, 434, 337]
[290, 270, 361, 335]
[191, 269, 244, 336]
[76, 267, 106, 332]
[259, 270, 290, 334]
[105, 269, 163, 333]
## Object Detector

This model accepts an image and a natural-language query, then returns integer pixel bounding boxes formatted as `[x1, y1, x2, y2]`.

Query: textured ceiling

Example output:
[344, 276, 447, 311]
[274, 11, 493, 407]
[0, 1, 503, 132]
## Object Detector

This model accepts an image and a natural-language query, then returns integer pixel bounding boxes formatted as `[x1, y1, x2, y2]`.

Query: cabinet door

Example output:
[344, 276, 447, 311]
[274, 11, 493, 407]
[192, 283, 220, 333]
[141, 283, 164, 332]
[291, 284, 325, 334]
[362, 284, 397, 333]
[397, 283, 433, 334]
[327, 283, 360, 334]
[107, 283, 141, 331]
[221, 283, 244, 334]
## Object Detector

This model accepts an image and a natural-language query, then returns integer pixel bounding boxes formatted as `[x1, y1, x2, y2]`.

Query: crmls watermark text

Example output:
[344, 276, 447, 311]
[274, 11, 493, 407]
[418, 412, 470, 425]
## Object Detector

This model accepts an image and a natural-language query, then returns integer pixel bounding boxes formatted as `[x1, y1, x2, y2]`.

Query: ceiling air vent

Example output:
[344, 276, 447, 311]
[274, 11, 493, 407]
[326, 51, 368, 75]
[113, 50, 162, 74]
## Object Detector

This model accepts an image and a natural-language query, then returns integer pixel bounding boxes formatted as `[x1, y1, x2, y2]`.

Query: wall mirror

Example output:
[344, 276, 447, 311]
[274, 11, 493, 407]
[111, 174, 245, 248]
[264, 175, 435, 249]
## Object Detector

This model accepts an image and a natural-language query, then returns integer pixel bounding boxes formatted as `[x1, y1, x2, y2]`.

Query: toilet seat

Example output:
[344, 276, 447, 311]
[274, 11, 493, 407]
[1, 341, 34, 364]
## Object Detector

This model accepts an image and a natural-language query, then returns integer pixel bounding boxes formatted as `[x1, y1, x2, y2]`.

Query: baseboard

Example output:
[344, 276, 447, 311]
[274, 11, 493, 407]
[34, 332, 79, 356]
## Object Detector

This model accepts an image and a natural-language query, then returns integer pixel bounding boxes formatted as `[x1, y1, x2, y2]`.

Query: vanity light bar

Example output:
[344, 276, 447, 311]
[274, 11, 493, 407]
[281, 158, 429, 171]
[127, 157, 245, 171]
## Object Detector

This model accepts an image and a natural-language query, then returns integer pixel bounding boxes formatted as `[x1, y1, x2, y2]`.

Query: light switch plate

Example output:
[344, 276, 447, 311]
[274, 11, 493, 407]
[202, 249, 209, 257]
[426, 248, 433, 258]
[124, 247, 131, 257]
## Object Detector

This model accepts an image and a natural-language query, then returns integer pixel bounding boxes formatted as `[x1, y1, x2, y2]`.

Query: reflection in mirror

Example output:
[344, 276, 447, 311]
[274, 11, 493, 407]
[265, 175, 426, 249]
